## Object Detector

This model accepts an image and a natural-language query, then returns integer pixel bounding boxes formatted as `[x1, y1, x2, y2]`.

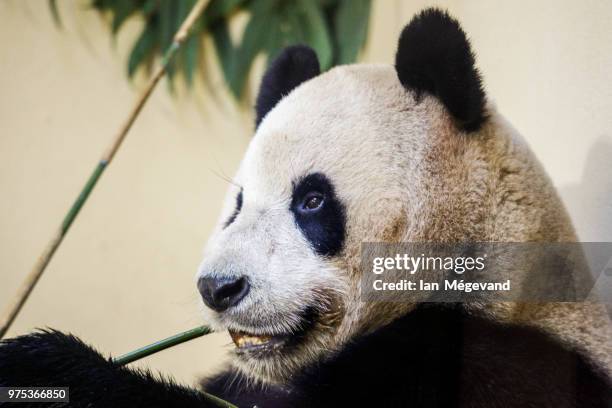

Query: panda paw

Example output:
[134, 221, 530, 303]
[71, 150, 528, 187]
[0, 329, 111, 388]
[0, 330, 213, 407]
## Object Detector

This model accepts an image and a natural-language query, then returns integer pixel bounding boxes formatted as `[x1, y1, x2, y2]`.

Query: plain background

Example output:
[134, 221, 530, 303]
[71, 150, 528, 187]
[1, 0, 611, 386]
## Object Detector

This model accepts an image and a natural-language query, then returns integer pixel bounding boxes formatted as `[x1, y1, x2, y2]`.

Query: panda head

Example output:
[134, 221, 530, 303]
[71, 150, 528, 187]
[197, 9, 491, 383]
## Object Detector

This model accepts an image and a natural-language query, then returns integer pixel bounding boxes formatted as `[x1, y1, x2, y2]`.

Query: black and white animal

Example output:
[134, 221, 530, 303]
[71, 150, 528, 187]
[1, 8, 610, 408]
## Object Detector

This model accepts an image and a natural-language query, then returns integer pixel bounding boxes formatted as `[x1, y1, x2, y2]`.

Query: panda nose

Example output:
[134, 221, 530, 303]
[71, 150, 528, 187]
[198, 276, 250, 312]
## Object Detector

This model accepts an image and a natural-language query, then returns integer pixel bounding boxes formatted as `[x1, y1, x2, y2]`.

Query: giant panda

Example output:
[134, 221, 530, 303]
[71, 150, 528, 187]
[0, 8, 610, 408]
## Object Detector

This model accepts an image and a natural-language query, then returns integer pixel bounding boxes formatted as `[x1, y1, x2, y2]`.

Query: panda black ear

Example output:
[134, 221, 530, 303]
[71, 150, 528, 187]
[395, 8, 486, 132]
[255, 45, 321, 128]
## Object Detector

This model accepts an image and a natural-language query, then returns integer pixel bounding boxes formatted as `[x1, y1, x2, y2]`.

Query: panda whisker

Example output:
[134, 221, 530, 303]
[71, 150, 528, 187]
[206, 166, 242, 189]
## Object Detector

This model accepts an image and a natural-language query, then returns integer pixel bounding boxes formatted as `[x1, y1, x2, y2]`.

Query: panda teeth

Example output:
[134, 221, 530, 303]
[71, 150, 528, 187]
[229, 330, 273, 348]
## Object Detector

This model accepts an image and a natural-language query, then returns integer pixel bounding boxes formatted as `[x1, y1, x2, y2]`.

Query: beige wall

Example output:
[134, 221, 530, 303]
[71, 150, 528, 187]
[1, 0, 611, 386]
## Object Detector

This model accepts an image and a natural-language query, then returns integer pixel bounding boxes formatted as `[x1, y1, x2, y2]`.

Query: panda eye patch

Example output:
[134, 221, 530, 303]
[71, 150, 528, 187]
[223, 189, 243, 228]
[290, 173, 346, 257]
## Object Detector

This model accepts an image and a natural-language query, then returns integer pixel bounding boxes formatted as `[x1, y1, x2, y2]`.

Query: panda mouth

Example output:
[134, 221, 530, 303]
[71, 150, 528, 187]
[228, 330, 286, 350]
[228, 307, 318, 353]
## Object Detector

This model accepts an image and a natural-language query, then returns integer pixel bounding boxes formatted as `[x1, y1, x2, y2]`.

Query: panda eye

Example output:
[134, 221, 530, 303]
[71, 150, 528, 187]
[301, 192, 325, 212]
[290, 173, 346, 257]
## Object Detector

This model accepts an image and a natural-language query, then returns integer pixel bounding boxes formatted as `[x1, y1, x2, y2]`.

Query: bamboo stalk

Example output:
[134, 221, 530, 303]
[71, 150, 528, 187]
[0, 0, 210, 340]
[112, 325, 212, 366]
[199, 392, 239, 408]
[112, 325, 236, 408]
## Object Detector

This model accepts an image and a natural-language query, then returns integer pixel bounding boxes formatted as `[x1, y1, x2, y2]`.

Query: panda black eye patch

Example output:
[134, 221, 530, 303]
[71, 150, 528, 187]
[223, 189, 243, 228]
[290, 173, 346, 257]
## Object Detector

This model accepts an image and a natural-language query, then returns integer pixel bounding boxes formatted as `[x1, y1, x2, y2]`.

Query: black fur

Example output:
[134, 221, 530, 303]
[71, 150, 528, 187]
[395, 8, 487, 131]
[0, 329, 213, 407]
[290, 173, 346, 257]
[223, 189, 243, 228]
[205, 304, 612, 408]
[255, 45, 320, 128]
[0, 306, 609, 407]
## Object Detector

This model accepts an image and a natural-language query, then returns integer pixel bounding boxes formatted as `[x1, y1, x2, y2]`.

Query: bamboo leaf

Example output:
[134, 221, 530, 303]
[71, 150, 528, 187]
[265, 25, 285, 65]
[334, 0, 370, 64]
[174, 0, 189, 32]
[85, 0, 372, 99]
[266, 6, 302, 65]
[227, 0, 276, 98]
[318, 0, 339, 7]
[211, 20, 234, 88]
[128, 25, 157, 78]
[171, 0, 189, 84]
[285, 6, 307, 43]
[48, 0, 62, 27]
[205, 0, 247, 22]
[142, 0, 158, 15]
[158, 1, 176, 49]
[298, 0, 333, 70]
[183, 25, 201, 85]
[111, 1, 137, 34]
[91, 0, 109, 10]
[159, 0, 178, 80]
